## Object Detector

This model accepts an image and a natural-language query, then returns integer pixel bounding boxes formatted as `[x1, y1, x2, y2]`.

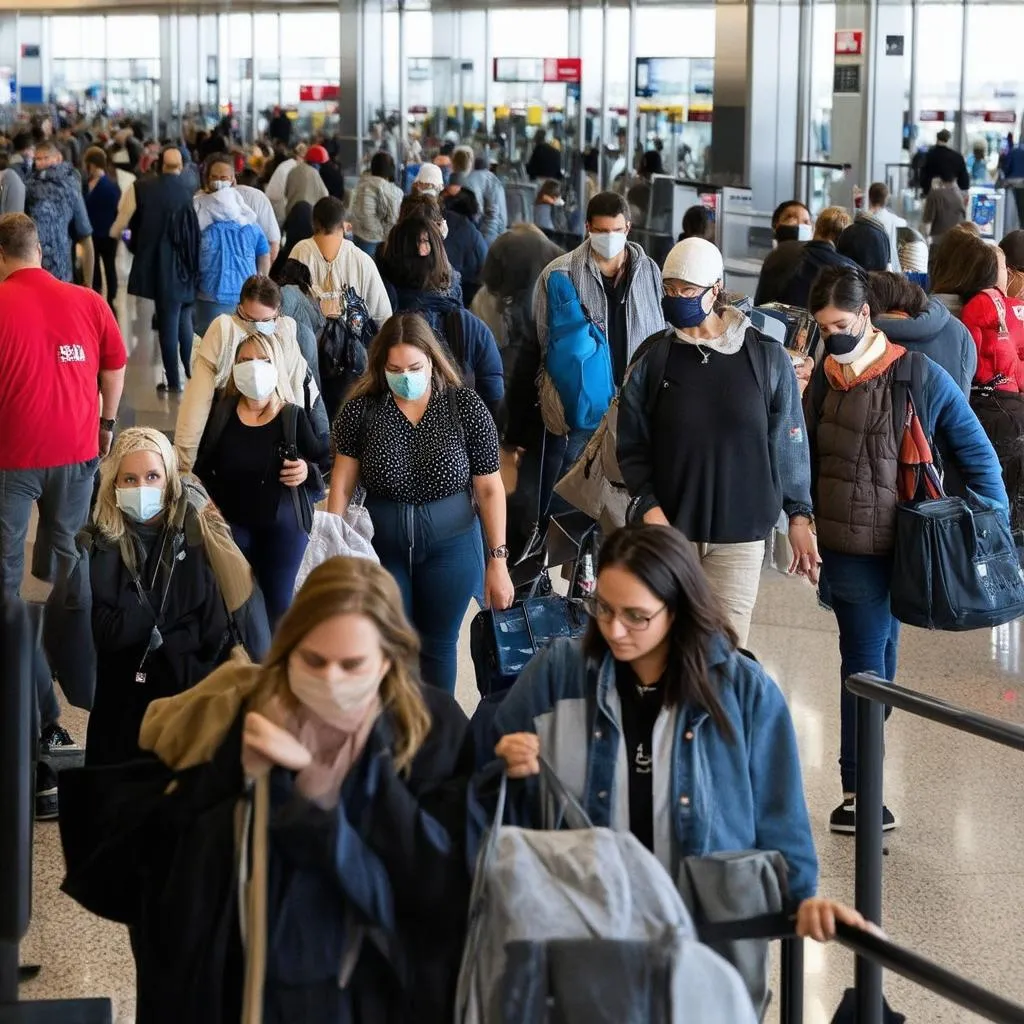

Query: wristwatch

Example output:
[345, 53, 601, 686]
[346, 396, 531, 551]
[489, 545, 509, 560]
[99, 417, 116, 432]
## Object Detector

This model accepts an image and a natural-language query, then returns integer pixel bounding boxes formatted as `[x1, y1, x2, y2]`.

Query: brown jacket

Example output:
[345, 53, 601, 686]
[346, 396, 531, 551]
[814, 364, 902, 555]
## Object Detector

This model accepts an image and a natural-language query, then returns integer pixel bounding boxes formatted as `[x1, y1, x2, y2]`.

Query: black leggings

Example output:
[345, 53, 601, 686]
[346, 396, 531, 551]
[92, 235, 118, 307]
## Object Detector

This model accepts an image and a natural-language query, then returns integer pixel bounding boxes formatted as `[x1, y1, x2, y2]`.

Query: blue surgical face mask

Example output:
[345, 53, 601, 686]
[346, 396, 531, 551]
[663, 289, 712, 330]
[116, 485, 165, 523]
[385, 368, 429, 401]
[211, 179, 233, 192]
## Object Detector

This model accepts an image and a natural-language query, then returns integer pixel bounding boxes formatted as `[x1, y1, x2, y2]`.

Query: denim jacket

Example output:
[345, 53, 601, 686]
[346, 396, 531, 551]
[491, 636, 819, 902]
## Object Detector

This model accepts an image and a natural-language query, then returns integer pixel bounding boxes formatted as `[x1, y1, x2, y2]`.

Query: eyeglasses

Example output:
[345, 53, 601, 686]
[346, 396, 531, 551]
[235, 305, 280, 322]
[582, 597, 668, 632]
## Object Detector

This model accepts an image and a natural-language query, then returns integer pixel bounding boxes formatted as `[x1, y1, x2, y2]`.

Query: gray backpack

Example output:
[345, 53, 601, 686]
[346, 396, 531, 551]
[456, 765, 758, 1024]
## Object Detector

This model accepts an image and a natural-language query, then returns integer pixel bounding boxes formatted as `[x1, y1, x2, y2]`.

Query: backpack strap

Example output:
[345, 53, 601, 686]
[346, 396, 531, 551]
[194, 392, 237, 475]
[983, 288, 1010, 340]
[743, 331, 778, 422]
[446, 310, 466, 369]
[622, 329, 672, 414]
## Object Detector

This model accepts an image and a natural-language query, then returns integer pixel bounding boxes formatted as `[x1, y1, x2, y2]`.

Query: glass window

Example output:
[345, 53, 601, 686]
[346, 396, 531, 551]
[107, 16, 160, 59]
[963, 3, 1023, 183]
[914, 1, 963, 148]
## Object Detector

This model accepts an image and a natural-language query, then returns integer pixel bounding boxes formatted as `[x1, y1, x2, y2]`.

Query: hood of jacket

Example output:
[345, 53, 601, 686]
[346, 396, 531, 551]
[27, 160, 78, 203]
[193, 187, 258, 231]
[392, 283, 462, 322]
[875, 297, 952, 343]
[139, 656, 264, 770]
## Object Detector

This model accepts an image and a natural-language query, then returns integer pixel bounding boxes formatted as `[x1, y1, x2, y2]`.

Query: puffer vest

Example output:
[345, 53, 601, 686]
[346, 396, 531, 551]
[815, 366, 900, 555]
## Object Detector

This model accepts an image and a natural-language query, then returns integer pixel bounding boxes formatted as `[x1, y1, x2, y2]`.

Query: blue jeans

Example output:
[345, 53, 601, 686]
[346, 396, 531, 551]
[0, 458, 99, 731]
[194, 298, 235, 339]
[155, 300, 194, 390]
[352, 236, 379, 257]
[820, 548, 900, 794]
[367, 492, 483, 694]
[507, 427, 593, 561]
[230, 500, 310, 629]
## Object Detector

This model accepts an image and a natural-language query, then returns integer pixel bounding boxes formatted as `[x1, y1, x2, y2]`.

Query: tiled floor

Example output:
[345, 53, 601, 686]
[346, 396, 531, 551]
[16, 291, 1024, 1021]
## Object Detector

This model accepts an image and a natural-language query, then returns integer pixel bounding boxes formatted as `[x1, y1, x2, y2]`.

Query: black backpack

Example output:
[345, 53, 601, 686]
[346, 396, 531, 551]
[317, 287, 378, 422]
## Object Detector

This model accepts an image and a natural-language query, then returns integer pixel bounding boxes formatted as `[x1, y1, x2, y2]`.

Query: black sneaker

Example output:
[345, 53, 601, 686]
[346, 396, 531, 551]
[35, 762, 58, 821]
[829, 798, 898, 834]
[41, 722, 80, 755]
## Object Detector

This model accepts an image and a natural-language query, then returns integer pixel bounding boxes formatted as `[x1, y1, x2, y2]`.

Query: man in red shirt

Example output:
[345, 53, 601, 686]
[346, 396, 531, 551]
[0, 213, 126, 818]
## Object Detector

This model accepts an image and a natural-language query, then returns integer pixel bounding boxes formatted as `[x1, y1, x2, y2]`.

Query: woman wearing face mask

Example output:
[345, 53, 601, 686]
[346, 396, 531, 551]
[805, 266, 1006, 833]
[377, 213, 504, 419]
[617, 238, 818, 649]
[81, 428, 230, 767]
[60, 556, 474, 1023]
[193, 335, 328, 627]
[754, 199, 813, 305]
[329, 314, 514, 694]
[489, 526, 866, 958]
[175, 274, 329, 472]
[192, 153, 272, 336]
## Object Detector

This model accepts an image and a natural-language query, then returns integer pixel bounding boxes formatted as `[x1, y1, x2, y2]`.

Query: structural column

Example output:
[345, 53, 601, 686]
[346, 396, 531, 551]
[830, 1, 906, 203]
[711, 0, 800, 211]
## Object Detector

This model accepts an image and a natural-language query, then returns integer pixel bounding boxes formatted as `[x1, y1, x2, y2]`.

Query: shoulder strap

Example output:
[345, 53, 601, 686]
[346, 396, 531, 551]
[447, 386, 467, 449]
[982, 288, 1010, 340]
[359, 395, 381, 457]
[282, 402, 299, 449]
[446, 310, 466, 369]
[625, 331, 672, 413]
[744, 333, 776, 420]
[891, 349, 933, 442]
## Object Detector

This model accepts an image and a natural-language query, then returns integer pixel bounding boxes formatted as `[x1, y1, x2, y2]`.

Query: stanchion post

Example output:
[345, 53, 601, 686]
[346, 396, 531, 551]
[780, 935, 805, 1024]
[854, 692, 885, 1024]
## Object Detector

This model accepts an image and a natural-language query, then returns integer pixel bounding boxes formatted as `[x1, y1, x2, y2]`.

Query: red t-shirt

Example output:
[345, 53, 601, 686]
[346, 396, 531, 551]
[0, 268, 127, 470]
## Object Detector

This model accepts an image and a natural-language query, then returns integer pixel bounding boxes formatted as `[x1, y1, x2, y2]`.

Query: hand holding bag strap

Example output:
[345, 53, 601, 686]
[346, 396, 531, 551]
[538, 755, 594, 830]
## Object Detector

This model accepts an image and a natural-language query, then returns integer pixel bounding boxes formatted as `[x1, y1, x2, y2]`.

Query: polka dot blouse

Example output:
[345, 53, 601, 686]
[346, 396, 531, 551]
[332, 386, 500, 505]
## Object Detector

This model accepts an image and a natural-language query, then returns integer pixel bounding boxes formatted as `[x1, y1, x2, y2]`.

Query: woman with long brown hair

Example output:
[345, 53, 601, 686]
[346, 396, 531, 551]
[492, 525, 864, 949]
[329, 313, 513, 694]
[60, 555, 474, 1024]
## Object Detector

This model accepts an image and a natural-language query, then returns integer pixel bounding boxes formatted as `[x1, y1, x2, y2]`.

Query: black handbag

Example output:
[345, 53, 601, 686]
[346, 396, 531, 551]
[890, 385, 1024, 631]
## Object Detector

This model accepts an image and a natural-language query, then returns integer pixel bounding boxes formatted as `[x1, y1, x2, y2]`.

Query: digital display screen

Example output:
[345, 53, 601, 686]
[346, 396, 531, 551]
[972, 193, 998, 239]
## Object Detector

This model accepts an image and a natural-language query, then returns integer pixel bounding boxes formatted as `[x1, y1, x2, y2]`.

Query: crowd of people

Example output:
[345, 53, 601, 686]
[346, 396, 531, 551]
[1, 111, 1019, 1021]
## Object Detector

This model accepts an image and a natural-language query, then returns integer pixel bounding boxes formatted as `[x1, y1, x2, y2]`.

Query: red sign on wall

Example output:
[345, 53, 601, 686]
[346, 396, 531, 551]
[299, 84, 340, 102]
[834, 30, 864, 57]
[543, 58, 582, 84]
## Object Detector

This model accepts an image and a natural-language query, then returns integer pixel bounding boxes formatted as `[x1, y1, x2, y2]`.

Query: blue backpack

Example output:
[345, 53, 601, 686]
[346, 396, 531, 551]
[545, 270, 616, 431]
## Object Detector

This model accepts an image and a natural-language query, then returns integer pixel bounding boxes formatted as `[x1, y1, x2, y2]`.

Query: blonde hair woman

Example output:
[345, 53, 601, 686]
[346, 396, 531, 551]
[83, 427, 230, 766]
[193, 333, 328, 626]
[60, 556, 473, 1024]
[329, 313, 513, 694]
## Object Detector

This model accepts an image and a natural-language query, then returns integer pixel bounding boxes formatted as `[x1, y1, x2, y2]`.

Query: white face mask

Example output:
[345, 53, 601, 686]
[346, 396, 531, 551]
[211, 179, 233, 192]
[289, 663, 385, 732]
[590, 231, 627, 260]
[797, 223, 813, 242]
[233, 359, 279, 400]
[115, 485, 165, 523]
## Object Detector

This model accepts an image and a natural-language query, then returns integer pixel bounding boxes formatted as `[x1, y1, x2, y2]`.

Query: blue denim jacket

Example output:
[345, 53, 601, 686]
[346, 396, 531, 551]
[492, 636, 819, 902]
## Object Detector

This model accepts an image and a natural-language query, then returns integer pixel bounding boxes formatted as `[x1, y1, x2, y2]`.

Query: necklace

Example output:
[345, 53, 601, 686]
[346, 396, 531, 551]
[695, 343, 711, 365]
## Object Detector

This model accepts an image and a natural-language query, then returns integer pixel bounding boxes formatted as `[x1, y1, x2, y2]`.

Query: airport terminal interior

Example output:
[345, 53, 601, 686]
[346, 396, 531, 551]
[4, 0, 1024, 1021]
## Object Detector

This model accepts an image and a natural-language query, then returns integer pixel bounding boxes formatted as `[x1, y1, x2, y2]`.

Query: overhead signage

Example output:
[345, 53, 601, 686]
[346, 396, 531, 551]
[20, 44, 40, 59]
[492, 57, 581, 85]
[833, 64, 861, 95]
[834, 30, 864, 57]
[298, 84, 339, 102]
[885, 35, 904, 56]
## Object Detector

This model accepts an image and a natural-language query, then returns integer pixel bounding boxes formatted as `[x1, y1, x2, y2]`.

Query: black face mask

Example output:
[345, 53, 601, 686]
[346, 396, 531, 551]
[774, 225, 800, 243]
[824, 316, 867, 358]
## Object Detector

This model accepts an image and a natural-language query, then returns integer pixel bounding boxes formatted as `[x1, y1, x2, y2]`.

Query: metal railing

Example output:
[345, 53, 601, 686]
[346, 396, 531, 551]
[844, 671, 1024, 1024]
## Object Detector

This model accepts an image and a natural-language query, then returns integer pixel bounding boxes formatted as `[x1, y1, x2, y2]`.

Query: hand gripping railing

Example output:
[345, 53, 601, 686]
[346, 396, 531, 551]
[0, 595, 112, 1023]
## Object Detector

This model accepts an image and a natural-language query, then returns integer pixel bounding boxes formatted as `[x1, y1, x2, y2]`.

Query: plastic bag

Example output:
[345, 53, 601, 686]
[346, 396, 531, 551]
[293, 510, 378, 594]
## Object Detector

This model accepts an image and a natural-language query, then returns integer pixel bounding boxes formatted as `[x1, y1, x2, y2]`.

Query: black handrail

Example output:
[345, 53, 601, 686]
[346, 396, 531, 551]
[699, 914, 1024, 1024]
[845, 673, 1024, 752]
[847, 671, 1024, 1024]
[833, 921, 1024, 1024]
